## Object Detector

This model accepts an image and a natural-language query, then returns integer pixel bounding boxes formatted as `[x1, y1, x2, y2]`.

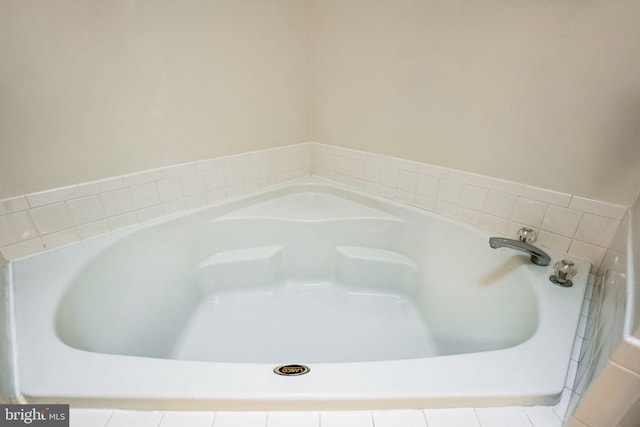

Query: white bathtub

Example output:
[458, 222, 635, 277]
[7, 177, 589, 410]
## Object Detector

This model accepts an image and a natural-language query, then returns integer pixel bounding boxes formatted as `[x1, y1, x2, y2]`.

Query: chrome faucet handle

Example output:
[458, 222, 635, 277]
[550, 260, 577, 287]
[517, 227, 537, 243]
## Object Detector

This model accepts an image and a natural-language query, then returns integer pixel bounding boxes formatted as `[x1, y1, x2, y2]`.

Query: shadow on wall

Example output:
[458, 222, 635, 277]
[590, 98, 640, 203]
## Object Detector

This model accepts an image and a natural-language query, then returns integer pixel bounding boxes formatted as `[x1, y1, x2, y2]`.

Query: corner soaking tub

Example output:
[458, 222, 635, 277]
[8, 177, 589, 410]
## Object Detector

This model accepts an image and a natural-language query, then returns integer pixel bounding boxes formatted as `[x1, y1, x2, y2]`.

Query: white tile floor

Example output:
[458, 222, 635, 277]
[70, 406, 565, 427]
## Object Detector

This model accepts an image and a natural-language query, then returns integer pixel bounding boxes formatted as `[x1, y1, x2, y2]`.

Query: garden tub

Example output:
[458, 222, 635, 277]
[7, 177, 589, 410]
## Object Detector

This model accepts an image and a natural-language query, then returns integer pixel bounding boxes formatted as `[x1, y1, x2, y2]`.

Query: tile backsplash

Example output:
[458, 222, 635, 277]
[0, 143, 311, 261]
[0, 142, 628, 271]
[310, 143, 627, 272]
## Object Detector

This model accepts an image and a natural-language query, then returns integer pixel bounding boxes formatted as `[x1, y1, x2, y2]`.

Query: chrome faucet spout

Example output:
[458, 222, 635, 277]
[489, 237, 551, 266]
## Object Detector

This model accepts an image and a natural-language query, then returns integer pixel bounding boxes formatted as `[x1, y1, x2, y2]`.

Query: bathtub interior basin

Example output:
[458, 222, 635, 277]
[55, 190, 538, 364]
[10, 177, 590, 409]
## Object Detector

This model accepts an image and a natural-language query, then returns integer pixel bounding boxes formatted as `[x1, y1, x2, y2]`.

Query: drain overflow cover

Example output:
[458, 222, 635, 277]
[273, 364, 310, 376]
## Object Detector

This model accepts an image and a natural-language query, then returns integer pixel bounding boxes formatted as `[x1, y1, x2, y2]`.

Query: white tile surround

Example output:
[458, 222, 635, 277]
[0, 142, 620, 425]
[310, 143, 627, 273]
[0, 144, 311, 262]
[0, 142, 628, 271]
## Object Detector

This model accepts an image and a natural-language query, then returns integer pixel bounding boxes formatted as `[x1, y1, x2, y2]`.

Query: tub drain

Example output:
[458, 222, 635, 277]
[273, 364, 310, 376]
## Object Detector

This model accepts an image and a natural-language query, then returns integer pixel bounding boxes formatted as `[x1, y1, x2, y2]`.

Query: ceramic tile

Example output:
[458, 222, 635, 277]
[522, 186, 572, 207]
[537, 231, 572, 253]
[362, 181, 380, 194]
[241, 160, 261, 183]
[435, 200, 457, 217]
[0, 211, 38, 246]
[437, 179, 462, 204]
[475, 407, 533, 427]
[389, 157, 419, 173]
[320, 411, 373, 427]
[568, 241, 605, 270]
[29, 203, 74, 234]
[77, 220, 111, 240]
[157, 178, 184, 202]
[417, 163, 449, 178]
[266, 411, 319, 427]
[574, 214, 620, 247]
[457, 207, 482, 224]
[0, 196, 29, 215]
[569, 197, 627, 220]
[364, 162, 382, 183]
[204, 168, 226, 190]
[100, 189, 135, 217]
[373, 410, 426, 427]
[274, 154, 290, 174]
[379, 165, 398, 187]
[67, 195, 106, 225]
[553, 387, 573, 421]
[349, 177, 367, 191]
[185, 194, 208, 209]
[481, 176, 524, 196]
[480, 213, 509, 233]
[226, 183, 246, 196]
[108, 212, 139, 230]
[335, 173, 349, 185]
[416, 174, 439, 198]
[311, 150, 324, 168]
[483, 191, 516, 219]
[26, 185, 81, 208]
[41, 228, 80, 249]
[273, 145, 293, 156]
[448, 169, 484, 186]
[424, 408, 480, 427]
[224, 165, 244, 186]
[137, 205, 164, 222]
[397, 170, 418, 192]
[70, 409, 113, 427]
[181, 172, 206, 196]
[459, 184, 488, 211]
[124, 169, 163, 187]
[78, 177, 125, 197]
[349, 159, 365, 179]
[396, 189, 415, 204]
[158, 411, 215, 427]
[207, 189, 227, 203]
[334, 156, 350, 175]
[565, 360, 579, 390]
[0, 238, 45, 260]
[258, 157, 276, 178]
[106, 410, 163, 427]
[542, 206, 582, 238]
[511, 198, 548, 228]
[213, 412, 266, 427]
[288, 152, 303, 170]
[524, 406, 561, 427]
[414, 195, 436, 211]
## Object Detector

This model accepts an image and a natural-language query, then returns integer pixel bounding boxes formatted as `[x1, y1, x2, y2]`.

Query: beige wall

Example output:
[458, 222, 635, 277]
[0, 0, 310, 199]
[310, 0, 640, 206]
[3, 0, 640, 207]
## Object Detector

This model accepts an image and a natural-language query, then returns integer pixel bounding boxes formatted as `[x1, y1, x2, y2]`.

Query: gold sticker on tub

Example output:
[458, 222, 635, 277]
[273, 364, 310, 376]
